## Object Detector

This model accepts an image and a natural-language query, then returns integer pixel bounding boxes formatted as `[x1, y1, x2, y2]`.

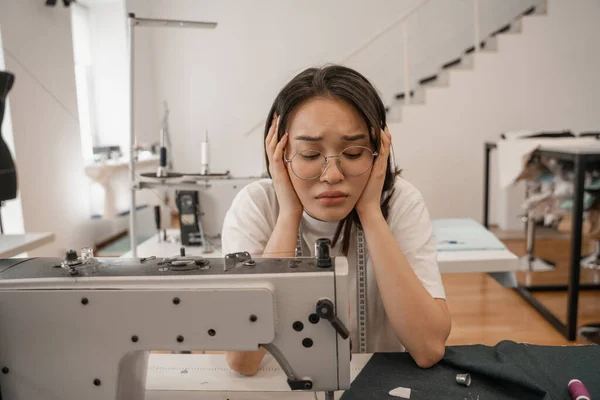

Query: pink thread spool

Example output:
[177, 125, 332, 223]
[569, 379, 591, 400]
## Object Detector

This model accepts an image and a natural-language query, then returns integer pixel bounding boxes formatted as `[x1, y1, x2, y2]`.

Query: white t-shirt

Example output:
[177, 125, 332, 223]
[221, 176, 446, 353]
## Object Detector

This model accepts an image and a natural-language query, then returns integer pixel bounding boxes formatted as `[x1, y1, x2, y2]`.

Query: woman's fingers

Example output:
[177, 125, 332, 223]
[265, 115, 276, 145]
[375, 128, 390, 172]
[271, 115, 281, 147]
[266, 115, 279, 162]
[273, 132, 288, 162]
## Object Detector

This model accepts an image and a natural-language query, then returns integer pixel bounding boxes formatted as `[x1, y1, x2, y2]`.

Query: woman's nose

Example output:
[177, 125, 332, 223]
[320, 157, 344, 184]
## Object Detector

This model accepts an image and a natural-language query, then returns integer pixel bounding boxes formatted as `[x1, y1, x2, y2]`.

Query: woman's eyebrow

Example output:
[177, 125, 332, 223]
[294, 135, 323, 142]
[293, 133, 367, 141]
[343, 133, 368, 141]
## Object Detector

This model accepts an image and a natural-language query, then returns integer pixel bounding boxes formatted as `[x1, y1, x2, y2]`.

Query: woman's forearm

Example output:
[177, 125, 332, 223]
[226, 213, 302, 375]
[263, 213, 302, 257]
[358, 210, 451, 368]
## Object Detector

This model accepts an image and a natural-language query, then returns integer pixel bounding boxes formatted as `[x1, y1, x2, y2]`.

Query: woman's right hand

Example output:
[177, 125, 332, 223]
[265, 114, 303, 219]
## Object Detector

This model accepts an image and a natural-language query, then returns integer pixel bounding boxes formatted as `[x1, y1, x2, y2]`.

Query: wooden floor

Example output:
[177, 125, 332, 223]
[444, 236, 600, 346]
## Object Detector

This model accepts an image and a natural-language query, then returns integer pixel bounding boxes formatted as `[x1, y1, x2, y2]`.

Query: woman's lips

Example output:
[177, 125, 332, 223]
[317, 191, 348, 206]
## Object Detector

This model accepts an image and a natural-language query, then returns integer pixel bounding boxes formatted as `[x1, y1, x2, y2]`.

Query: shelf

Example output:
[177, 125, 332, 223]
[134, 176, 263, 191]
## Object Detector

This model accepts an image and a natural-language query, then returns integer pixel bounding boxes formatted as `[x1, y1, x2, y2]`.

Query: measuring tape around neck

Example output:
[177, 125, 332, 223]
[296, 226, 367, 353]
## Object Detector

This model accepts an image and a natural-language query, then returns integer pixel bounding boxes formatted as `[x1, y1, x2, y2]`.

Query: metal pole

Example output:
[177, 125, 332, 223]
[474, 0, 480, 52]
[483, 143, 491, 228]
[402, 22, 411, 105]
[325, 391, 335, 400]
[128, 13, 138, 258]
[526, 211, 536, 270]
[566, 154, 586, 340]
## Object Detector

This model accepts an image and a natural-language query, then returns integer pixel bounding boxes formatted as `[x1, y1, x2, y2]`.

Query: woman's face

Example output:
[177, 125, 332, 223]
[284, 97, 374, 222]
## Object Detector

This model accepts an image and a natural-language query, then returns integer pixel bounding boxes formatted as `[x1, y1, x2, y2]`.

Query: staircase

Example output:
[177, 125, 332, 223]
[385, 2, 547, 122]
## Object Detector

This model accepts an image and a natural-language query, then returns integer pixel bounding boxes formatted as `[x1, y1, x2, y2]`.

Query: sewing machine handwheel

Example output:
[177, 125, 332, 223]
[316, 299, 350, 340]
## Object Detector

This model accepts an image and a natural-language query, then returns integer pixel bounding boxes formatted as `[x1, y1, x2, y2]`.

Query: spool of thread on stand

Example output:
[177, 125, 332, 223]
[568, 379, 591, 400]
[200, 129, 209, 175]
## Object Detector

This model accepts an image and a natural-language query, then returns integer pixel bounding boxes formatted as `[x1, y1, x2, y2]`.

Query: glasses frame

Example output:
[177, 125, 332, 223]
[284, 145, 379, 181]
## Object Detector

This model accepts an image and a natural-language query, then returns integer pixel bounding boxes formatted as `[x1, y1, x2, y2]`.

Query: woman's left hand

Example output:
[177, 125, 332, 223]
[356, 127, 392, 218]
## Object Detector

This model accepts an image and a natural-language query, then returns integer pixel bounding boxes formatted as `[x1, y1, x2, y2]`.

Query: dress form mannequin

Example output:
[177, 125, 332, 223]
[0, 71, 17, 233]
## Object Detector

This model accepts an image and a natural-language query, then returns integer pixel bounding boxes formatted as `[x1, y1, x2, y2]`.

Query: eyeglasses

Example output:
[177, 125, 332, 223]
[284, 146, 379, 180]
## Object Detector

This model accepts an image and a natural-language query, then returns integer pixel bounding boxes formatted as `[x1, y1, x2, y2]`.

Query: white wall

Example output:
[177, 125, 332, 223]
[124, 0, 415, 178]
[0, 0, 95, 256]
[120, 0, 540, 181]
[389, 0, 600, 225]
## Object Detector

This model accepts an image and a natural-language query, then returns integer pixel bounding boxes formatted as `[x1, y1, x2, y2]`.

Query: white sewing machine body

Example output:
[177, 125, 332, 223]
[0, 246, 350, 399]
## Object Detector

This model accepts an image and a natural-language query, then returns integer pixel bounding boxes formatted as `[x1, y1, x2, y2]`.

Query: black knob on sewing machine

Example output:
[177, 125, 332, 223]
[316, 299, 350, 339]
[65, 249, 78, 262]
[315, 238, 332, 268]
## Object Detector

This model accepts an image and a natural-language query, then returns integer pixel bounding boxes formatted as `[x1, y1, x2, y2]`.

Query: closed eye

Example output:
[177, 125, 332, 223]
[301, 153, 321, 161]
[298, 149, 322, 161]
[342, 149, 364, 159]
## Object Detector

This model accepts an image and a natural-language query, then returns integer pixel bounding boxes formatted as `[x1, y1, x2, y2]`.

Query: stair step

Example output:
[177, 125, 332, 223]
[395, 90, 415, 100]
[448, 56, 474, 70]
[510, 19, 523, 34]
[522, 5, 536, 16]
[482, 35, 499, 51]
[419, 74, 438, 85]
[391, 87, 426, 106]
[520, 10, 549, 34]
[412, 87, 426, 103]
[519, 3, 547, 19]
[442, 57, 462, 70]
[460, 52, 475, 69]
[491, 23, 511, 37]
[533, 1, 547, 15]
[465, 38, 496, 55]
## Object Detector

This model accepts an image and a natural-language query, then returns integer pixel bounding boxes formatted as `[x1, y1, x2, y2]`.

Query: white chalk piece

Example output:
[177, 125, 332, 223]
[389, 386, 412, 399]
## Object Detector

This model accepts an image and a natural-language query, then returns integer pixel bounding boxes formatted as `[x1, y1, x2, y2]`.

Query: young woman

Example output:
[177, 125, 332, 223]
[221, 65, 451, 375]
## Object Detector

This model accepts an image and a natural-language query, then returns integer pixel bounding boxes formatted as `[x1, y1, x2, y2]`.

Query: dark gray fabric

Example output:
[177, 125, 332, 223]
[341, 340, 600, 400]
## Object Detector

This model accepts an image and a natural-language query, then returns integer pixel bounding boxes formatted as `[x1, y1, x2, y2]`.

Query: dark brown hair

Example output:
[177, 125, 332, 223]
[264, 64, 399, 255]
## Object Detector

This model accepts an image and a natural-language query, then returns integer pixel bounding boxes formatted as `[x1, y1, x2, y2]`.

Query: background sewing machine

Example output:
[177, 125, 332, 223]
[0, 241, 350, 400]
[176, 190, 207, 247]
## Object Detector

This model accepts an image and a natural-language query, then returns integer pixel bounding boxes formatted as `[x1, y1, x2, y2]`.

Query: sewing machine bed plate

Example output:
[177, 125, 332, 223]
[145, 353, 372, 399]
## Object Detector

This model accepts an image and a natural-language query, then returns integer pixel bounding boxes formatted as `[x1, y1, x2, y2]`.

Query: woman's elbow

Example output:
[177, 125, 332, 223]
[226, 352, 260, 376]
[413, 343, 446, 369]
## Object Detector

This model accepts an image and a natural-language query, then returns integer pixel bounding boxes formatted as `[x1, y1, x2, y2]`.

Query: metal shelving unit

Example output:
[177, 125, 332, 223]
[127, 13, 218, 258]
[484, 142, 600, 341]
[514, 144, 600, 341]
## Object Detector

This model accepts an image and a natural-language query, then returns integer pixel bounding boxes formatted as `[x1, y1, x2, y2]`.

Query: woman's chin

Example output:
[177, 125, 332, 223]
[307, 204, 354, 223]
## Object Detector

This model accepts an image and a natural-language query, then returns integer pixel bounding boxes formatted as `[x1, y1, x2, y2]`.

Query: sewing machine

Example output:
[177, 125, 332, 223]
[0, 239, 351, 400]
